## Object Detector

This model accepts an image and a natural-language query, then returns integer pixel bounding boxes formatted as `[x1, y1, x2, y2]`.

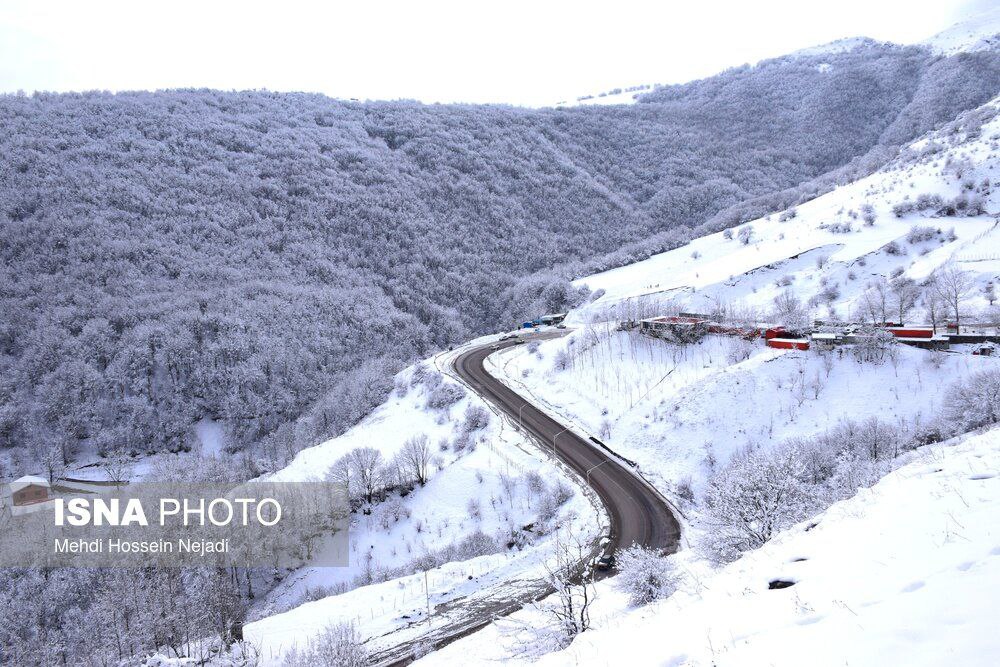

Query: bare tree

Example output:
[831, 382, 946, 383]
[347, 447, 384, 505]
[772, 291, 810, 330]
[400, 434, 432, 486]
[889, 276, 921, 325]
[540, 530, 597, 645]
[37, 443, 66, 484]
[858, 278, 891, 325]
[932, 264, 974, 330]
[101, 445, 134, 486]
[922, 282, 947, 334]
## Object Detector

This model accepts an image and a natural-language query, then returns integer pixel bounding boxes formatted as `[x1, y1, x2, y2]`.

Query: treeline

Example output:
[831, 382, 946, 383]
[702, 367, 1000, 563]
[2, 42, 998, 469]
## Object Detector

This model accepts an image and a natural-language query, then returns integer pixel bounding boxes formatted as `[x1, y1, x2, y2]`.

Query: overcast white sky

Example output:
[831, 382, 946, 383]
[0, 0, 987, 107]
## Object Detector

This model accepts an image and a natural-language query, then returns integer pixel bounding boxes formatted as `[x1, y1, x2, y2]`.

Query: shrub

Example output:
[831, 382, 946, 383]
[616, 545, 678, 607]
[426, 382, 464, 410]
[462, 404, 490, 432]
[282, 622, 367, 667]
[941, 369, 1000, 434]
[905, 225, 937, 244]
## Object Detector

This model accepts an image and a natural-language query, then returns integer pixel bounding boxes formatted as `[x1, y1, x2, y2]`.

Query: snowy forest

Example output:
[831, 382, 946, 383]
[2, 42, 999, 476]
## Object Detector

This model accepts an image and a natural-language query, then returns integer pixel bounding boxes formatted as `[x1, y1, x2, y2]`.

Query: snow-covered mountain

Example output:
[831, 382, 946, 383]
[923, 2, 1000, 55]
[572, 95, 999, 323]
[412, 94, 1000, 665]
[239, 23, 1000, 667]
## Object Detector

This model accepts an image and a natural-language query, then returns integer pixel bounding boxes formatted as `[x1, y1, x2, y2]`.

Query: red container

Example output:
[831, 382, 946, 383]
[885, 327, 933, 339]
[767, 338, 810, 351]
[764, 327, 786, 340]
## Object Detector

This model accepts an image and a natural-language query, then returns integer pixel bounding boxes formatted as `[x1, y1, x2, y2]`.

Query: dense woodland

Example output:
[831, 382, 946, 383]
[2, 42, 999, 474]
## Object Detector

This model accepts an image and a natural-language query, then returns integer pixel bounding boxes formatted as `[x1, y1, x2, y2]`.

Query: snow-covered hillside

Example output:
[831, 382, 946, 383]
[243, 341, 603, 663]
[421, 426, 1000, 666]
[572, 96, 999, 323]
[408, 92, 1000, 665]
[923, 2, 1000, 55]
[490, 329, 1000, 498]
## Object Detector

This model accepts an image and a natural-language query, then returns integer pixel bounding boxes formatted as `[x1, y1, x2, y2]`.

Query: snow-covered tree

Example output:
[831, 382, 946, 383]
[942, 369, 1000, 433]
[702, 446, 811, 562]
[932, 264, 974, 329]
[400, 434, 432, 486]
[616, 545, 678, 607]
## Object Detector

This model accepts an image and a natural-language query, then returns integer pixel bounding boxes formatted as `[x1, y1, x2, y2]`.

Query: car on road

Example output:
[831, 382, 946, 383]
[556, 323, 567, 329]
[596, 553, 615, 571]
[512, 339, 525, 345]
[490, 344, 501, 351]
[499, 333, 518, 341]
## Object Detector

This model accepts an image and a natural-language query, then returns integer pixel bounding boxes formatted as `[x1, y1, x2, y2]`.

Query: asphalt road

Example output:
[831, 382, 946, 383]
[371, 333, 681, 665]
[453, 334, 681, 558]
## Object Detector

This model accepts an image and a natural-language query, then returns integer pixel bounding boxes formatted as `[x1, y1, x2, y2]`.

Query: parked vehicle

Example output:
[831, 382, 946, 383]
[596, 553, 615, 571]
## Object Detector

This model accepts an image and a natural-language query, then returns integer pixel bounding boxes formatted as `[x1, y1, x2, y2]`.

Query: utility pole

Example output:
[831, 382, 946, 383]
[586, 459, 608, 484]
[424, 570, 431, 626]
[553, 427, 570, 455]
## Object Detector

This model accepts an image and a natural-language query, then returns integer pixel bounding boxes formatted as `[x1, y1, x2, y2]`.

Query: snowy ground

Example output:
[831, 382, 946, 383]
[420, 425, 1000, 666]
[493, 328, 1000, 498]
[241, 337, 606, 663]
[571, 95, 999, 325]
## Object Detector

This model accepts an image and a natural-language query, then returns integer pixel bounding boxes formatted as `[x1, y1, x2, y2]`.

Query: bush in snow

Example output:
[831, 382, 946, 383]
[737, 225, 754, 245]
[860, 203, 876, 225]
[883, 240, 904, 255]
[941, 369, 1000, 434]
[722, 228, 733, 240]
[616, 545, 679, 607]
[850, 327, 898, 364]
[462, 404, 490, 432]
[426, 382, 464, 410]
[702, 446, 811, 563]
[281, 622, 367, 667]
[409, 363, 437, 389]
[778, 207, 797, 222]
[726, 338, 755, 364]
[905, 225, 938, 244]
[535, 480, 574, 533]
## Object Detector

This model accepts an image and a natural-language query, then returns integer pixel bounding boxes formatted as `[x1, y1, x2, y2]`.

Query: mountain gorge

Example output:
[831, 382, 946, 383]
[1, 40, 998, 470]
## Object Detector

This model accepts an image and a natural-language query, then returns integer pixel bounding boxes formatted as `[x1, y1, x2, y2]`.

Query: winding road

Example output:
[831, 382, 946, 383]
[454, 334, 681, 558]
[371, 332, 680, 665]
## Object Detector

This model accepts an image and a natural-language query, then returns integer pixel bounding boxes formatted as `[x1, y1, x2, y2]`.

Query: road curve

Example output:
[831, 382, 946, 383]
[454, 335, 681, 559]
[371, 334, 681, 665]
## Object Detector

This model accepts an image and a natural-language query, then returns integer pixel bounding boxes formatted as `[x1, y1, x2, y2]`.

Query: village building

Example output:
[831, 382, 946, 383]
[1, 475, 55, 517]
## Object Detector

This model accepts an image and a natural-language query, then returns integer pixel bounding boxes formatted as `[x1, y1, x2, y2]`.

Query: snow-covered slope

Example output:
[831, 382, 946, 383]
[422, 426, 1000, 666]
[490, 329, 1000, 498]
[923, 2, 1000, 55]
[572, 96, 1000, 323]
[244, 340, 603, 663]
